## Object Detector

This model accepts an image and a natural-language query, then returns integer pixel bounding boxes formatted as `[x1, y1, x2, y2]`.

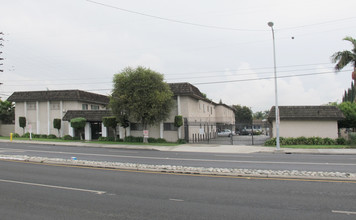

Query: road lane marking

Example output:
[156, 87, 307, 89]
[169, 198, 184, 202]
[0, 178, 106, 195]
[0, 147, 355, 167]
[332, 210, 356, 215]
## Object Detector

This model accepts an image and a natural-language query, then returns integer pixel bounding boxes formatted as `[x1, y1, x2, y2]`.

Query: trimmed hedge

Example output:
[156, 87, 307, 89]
[264, 136, 346, 146]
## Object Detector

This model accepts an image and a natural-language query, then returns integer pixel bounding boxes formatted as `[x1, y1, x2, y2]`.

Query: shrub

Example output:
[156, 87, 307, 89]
[22, 132, 31, 138]
[19, 117, 26, 134]
[336, 137, 347, 145]
[147, 137, 167, 143]
[264, 138, 276, 146]
[177, 139, 187, 144]
[323, 138, 335, 145]
[295, 137, 307, 145]
[124, 136, 143, 143]
[47, 134, 57, 139]
[32, 134, 41, 138]
[40, 134, 48, 139]
[349, 133, 356, 146]
[12, 133, 20, 138]
[63, 135, 73, 140]
[174, 115, 183, 127]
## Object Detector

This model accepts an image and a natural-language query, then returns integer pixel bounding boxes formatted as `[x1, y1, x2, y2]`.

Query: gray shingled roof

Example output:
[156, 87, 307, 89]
[169, 82, 206, 100]
[62, 110, 113, 122]
[268, 106, 344, 121]
[7, 90, 109, 105]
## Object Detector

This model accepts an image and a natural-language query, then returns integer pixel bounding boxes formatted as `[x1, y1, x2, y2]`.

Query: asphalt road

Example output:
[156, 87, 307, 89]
[0, 160, 355, 220]
[0, 142, 356, 173]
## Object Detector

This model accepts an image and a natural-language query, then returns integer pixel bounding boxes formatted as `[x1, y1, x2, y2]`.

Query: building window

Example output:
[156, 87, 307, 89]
[130, 123, 143, 131]
[164, 123, 178, 131]
[50, 101, 60, 110]
[82, 104, 88, 110]
[27, 102, 36, 110]
[91, 105, 99, 110]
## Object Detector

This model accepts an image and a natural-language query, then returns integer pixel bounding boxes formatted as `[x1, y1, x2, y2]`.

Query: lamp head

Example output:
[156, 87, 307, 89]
[267, 22, 274, 27]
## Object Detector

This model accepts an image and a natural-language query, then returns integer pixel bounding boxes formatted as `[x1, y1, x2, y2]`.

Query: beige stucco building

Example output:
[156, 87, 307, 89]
[8, 83, 235, 143]
[268, 106, 344, 139]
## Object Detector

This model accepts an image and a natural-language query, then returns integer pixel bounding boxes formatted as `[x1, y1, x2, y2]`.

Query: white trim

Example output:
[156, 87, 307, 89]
[84, 122, 91, 141]
[160, 122, 163, 138]
[60, 101, 63, 137]
[36, 101, 40, 134]
[177, 95, 181, 115]
[102, 123, 107, 137]
[47, 101, 50, 135]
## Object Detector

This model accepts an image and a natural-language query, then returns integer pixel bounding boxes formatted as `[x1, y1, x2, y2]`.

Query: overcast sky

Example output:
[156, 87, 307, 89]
[1, 0, 356, 112]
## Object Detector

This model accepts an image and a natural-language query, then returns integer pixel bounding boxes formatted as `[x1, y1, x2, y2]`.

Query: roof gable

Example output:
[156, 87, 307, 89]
[268, 106, 344, 121]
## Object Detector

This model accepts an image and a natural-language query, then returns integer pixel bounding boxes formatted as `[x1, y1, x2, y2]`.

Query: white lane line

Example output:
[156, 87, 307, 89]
[332, 210, 356, 215]
[169, 198, 184, 202]
[0, 147, 355, 166]
[0, 179, 106, 195]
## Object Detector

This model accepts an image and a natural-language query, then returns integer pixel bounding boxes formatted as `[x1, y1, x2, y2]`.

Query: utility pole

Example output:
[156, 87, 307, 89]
[0, 32, 4, 73]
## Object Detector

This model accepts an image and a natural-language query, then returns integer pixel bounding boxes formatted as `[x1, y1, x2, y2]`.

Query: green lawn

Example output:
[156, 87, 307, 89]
[0, 136, 180, 146]
[265, 145, 353, 149]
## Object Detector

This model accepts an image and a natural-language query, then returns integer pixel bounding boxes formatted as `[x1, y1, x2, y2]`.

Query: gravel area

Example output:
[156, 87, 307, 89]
[1, 154, 355, 180]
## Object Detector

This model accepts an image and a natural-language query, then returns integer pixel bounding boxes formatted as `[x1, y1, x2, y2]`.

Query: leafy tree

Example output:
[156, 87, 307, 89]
[331, 36, 356, 80]
[253, 110, 270, 119]
[337, 102, 356, 129]
[110, 66, 174, 143]
[70, 117, 86, 140]
[232, 105, 252, 124]
[0, 100, 14, 124]
[117, 113, 130, 138]
[342, 81, 356, 102]
[53, 118, 61, 137]
[19, 116, 26, 135]
[102, 116, 118, 141]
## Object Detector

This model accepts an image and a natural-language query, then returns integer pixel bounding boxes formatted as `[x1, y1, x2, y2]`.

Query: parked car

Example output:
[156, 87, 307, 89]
[217, 129, 235, 137]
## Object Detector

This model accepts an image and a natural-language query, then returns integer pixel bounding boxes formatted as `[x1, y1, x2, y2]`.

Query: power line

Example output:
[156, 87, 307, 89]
[193, 69, 349, 85]
[86, 0, 265, 32]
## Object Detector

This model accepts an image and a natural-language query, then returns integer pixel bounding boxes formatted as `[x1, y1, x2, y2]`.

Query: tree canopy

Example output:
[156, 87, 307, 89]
[110, 66, 174, 139]
[337, 102, 356, 128]
[232, 105, 252, 124]
[0, 100, 14, 124]
[331, 36, 356, 78]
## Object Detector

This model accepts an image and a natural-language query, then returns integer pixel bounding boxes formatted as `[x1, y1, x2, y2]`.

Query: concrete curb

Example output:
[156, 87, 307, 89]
[2, 154, 355, 182]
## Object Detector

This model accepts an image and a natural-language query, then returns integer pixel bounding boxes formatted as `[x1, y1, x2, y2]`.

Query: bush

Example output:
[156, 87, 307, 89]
[264, 138, 276, 146]
[147, 137, 167, 143]
[47, 134, 57, 139]
[22, 132, 31, 138]
[349, 133, 356, 146]
[63, 135, 73, 140]
[32, 134, 41, 138]
[336, 137, 347, 145]
[323, 138, 335, 145]
[12, 133, 20, 138]
[265, 136, 342, 146]
[124, 136, 143, 143]
[177, 139, 187, 144]
[40, 134, 48, 139]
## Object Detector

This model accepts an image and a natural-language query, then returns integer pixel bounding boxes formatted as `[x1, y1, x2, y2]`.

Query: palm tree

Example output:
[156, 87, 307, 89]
[331, 36, 356, 80]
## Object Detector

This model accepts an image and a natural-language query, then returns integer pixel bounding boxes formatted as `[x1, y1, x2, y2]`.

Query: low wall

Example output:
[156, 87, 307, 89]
[0, 124, 15, 136]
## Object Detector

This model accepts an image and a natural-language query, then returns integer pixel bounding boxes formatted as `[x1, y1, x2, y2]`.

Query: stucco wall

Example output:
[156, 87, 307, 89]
[271, 120, 339, 139]
[0, 124, 15, 136]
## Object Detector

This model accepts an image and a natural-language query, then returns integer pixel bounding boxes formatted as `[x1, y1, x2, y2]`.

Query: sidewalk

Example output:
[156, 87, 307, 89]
[1, 139, 356, 155]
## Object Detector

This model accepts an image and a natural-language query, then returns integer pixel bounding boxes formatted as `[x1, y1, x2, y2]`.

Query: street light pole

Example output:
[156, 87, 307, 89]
[268, 21, 280, 151]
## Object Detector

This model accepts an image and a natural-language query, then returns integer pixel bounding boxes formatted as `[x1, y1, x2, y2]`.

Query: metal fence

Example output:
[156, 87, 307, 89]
[185, 121, 270, 146]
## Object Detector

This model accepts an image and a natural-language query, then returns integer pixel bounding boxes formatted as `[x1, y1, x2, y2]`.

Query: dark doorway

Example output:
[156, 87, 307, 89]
[91, 122, 102, 140]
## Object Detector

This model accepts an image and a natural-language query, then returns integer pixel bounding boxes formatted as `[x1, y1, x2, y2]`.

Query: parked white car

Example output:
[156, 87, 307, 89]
[217, 129, 235, 137]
